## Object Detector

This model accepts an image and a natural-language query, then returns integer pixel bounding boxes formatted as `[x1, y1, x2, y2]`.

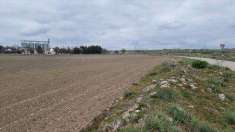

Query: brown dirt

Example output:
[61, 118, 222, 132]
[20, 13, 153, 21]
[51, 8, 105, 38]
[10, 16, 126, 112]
[0, 55, 167, 132]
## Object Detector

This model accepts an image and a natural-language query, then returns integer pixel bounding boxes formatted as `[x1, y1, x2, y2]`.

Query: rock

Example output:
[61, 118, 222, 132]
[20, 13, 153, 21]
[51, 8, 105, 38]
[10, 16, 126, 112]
[219, 94, 226, 101]
[150, 92, 157, 98]
[160, 83, 170, 88]
[136, 96, 143, 103]
[143, 84, 156, 92]
[122, 111, 130, 121]
[168, 117, 173, 122]
[160, 81, 170, 88]
[188, 105, 194, 109]
[190, 84, 198, 90]
[177, 84, 183, 87]
[152, 80, 157, 84]
[160, 80, 168, 85]
[180, 78, 186, 82]
[207, 88, 212, 93]
[168, 78, 177, 83]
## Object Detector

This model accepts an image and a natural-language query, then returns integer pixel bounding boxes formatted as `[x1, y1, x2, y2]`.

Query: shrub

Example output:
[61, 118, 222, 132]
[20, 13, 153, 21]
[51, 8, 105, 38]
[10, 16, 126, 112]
[191, 118, 217, 132]
[144, 112, 181, 132]
[224, 111, 235, 125]
[156, 89, 177, 101]
[191, 60, 208, 69]
[168, 105, 192, 123]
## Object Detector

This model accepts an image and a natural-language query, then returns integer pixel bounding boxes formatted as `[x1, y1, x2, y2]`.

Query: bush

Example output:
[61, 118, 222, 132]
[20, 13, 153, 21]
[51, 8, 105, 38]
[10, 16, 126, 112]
[156, 89, 177, 101]
[144, 112, 181, 132]
[224, 111, 235, 125]
[191, 60, 208, 69]
[168, 106, 192, 123]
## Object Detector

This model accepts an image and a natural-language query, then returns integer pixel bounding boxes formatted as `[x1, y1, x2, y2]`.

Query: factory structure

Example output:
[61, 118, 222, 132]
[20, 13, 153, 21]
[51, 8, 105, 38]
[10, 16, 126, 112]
[21, 39, 55, 55]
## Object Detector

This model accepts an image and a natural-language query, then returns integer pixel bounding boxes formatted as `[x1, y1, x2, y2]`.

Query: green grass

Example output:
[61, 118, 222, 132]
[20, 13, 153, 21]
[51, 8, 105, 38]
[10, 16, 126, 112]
[85, 58, 235, 131]
[191, 60, 208, 69]
[224, 111, 235, 125]
[154, 88, 177, 101]
[206, 77, 224, 93]
[191, 118, 217, 132]
[168, 105, 192, 124]
[144, 112, 181, 132]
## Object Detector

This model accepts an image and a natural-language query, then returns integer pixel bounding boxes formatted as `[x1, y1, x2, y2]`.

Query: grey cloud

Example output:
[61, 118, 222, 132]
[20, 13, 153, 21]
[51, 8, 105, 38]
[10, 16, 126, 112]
[0, 0, 235, 49]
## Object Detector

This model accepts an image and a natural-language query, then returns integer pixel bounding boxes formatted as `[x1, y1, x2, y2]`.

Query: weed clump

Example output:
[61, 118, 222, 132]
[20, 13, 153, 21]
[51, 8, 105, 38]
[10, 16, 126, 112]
[224, 111, 235, 125]
[168, 105, 192, 123]
[207, 77, 223, 93]
[156, 89, 177, 101]
[191, 60, 208, 69]
[191, 118, 217, 132]
[123, 90, 134, 99]
[222, 71, 233, 82]
[144, 112, 181, 132]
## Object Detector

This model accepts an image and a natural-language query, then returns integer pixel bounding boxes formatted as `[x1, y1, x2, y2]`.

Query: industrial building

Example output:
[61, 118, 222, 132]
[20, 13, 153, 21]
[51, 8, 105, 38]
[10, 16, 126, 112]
[21, 39, 50, 54]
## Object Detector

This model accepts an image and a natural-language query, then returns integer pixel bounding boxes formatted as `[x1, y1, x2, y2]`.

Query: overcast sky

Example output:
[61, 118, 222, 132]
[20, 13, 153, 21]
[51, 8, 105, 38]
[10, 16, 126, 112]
[0, 0, 235, 49]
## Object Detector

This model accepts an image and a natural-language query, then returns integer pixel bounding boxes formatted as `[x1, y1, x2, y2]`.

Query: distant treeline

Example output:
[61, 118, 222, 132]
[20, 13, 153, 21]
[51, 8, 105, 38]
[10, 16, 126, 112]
[53, 45, 107, 54]
[0, 45, 107, 54]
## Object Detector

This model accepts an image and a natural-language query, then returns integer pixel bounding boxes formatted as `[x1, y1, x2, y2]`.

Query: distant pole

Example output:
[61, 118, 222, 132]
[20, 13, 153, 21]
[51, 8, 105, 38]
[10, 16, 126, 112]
[220, 43, 225, 56]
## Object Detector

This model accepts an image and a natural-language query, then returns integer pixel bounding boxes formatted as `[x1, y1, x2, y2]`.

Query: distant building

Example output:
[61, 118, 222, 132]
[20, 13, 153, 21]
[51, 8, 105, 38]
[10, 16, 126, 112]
[21, 39, 50, 54]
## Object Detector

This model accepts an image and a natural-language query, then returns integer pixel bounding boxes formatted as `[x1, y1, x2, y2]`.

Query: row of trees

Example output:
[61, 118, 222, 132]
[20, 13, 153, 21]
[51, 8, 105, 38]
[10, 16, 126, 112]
[0, 45, 106, 54]
[54, 45, 106, 54]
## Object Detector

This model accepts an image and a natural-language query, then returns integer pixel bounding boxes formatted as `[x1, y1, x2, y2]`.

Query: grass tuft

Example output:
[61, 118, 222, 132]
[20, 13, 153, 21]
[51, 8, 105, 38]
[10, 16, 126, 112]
[224, 111, 235, 125]
[144, 112, 181, 132]
[206, 77, 223, 93]
[156, 89, 177, 101]
[191, 118, 217, 132]
[168, 105, 192, 123]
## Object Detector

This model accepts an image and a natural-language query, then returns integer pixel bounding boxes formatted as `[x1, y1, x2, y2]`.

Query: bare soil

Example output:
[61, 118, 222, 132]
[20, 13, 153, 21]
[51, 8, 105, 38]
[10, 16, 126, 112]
[0, 55, 167, 132]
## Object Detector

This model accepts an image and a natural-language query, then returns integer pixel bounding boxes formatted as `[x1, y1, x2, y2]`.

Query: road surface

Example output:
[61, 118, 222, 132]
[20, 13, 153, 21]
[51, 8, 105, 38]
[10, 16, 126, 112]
[183, 57, 235, 71]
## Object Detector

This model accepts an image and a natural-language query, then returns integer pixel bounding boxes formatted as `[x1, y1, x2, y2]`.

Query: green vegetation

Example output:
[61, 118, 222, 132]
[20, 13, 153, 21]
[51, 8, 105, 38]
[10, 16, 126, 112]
[191, 60, 208, 69]
[155, 88, 177, 101]
[224, 111, 235, 125]
[168, 105, 192, 123]
[85, 58, 235, 132]
[123, 89, 135, 99]
[191, 118, 217, 132]
[144, 112, 181, 132]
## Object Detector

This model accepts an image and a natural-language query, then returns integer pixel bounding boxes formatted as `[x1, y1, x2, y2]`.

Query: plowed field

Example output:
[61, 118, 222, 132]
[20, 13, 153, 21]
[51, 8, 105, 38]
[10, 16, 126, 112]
[0, 55, 167, 132]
